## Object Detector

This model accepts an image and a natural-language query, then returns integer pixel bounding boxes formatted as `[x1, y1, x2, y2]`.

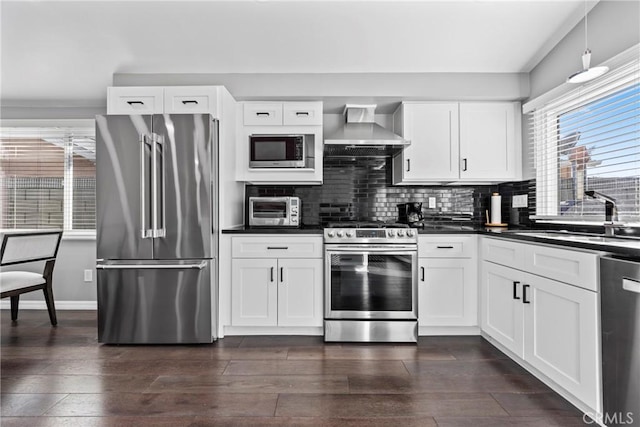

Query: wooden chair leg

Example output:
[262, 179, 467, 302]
[10, 295, 19, 321]
[42, 283, 57, 326]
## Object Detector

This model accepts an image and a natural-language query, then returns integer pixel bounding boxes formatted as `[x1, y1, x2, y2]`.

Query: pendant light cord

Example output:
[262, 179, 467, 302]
[584, 0, 588, 51]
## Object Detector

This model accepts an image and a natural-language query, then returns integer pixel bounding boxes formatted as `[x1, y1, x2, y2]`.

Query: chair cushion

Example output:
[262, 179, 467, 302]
[0, 271, 46, 294]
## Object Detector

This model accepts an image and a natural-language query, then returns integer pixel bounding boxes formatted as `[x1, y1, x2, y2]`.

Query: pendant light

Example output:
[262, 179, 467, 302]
[567, 0, 608, 83]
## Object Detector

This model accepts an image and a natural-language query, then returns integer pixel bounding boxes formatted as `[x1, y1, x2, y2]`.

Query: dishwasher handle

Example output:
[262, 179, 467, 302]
[623, 277, 640, 294]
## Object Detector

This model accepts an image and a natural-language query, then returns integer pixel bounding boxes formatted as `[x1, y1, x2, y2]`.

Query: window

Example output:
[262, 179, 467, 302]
[0, 125, 96, 231]
[529, 52, 640, 224]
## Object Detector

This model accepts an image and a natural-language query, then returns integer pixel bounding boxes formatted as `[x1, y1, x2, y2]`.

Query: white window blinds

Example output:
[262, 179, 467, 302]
[528, 51, 640, 224]
[0, 126, 96, 231]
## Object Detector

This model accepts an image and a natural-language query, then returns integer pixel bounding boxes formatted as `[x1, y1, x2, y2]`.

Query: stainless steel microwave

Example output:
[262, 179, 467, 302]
[249, 134, 305, 168]
[248, 197, 300, 227]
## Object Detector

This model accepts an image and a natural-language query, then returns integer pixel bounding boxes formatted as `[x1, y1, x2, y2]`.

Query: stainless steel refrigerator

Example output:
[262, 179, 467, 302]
[95, 114, 217, 344]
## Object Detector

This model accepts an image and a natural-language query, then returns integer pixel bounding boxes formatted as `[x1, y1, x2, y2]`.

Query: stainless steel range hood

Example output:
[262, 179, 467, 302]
[324, 104, 410, 158]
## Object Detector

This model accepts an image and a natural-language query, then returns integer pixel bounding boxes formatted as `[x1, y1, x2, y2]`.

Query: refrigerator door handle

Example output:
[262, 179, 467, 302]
[96, 261, 207, 270]
[151, 133, 166, 239]
[155, 134, 166, 238]
[140, 134, 153, 239]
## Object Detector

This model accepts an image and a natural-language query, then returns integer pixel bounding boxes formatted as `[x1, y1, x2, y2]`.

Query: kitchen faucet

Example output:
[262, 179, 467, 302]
[584, 190, 618, 236]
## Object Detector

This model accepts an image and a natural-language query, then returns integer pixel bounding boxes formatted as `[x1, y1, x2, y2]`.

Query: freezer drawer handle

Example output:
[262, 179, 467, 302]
[96, 261, 207, 270]
[622, 277, 640, 294]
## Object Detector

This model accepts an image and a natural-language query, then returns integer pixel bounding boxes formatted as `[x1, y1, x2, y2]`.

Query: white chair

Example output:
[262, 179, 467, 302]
[0, 231, 63, 325]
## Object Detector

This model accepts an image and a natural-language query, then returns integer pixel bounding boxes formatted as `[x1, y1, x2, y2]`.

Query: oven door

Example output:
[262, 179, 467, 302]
[325, 245, 418, 320]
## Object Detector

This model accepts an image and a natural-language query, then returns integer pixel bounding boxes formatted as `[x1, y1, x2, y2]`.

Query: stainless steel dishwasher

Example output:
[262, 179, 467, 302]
[600, 255, 640, 427]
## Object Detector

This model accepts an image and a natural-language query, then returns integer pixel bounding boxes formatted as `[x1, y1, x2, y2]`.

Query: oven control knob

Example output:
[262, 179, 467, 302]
[346, 231, 355, 238]
[337, 231, 344, 237]
[387, 230, 396, 237]
[406, 229, 415, 237]
[397, 230, 405, 237]
[327, 231, 335, 238]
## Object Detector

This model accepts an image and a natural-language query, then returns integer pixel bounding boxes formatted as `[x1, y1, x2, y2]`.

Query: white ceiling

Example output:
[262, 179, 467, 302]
[1, 0, 592, 105]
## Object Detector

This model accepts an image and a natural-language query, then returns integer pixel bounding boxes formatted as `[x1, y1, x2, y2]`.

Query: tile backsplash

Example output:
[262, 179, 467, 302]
[246, 158, 537, 226]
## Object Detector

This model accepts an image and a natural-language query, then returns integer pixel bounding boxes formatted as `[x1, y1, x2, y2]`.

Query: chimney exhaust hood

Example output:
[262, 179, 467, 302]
[324, 104, 410, 158]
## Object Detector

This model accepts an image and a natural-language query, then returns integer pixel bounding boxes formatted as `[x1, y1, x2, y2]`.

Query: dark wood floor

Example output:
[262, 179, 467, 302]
[1, 310, 591, 426]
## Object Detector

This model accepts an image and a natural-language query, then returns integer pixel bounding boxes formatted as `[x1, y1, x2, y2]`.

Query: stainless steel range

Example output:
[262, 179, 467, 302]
[323, 222, 418, 343]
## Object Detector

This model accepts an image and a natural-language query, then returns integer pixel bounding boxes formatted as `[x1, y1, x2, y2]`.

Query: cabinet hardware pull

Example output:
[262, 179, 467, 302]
[127, 101, 144, 105]
[513, 281, 520, 300]
[295, 111, 309, 116]
[407, 159, 411, 172]
[436, 246, 454, 249]
[270, 267, 274, 282]
[280, 267, 284, 283]
[523, 284, 530, 303]
[181, 100, 198, 105]
[256, 112, 270, 116]
[267, 246, 288, 250]
[420, 266, 425, 282]
[462, 158, 468, 171]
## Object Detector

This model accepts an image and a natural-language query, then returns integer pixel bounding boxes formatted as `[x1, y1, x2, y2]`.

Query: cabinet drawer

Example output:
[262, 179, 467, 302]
[283, 102, 323, 125]
[524, 244, 599, 291]
[482, 237, 526, 270]
[232, 236, 323, 258]
[164, 87, 218, 115]
[244, 103, 283, 125]
[418, 235, 475, 258]
[107, 87, 163, 114]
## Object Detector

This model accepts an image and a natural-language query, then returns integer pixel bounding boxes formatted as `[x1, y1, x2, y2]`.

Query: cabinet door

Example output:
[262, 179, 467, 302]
[523, 272, 599, 411]
[231, 258, 278, 326]
[107, 87, 164, 115]
[419, 258, 477, 326]
[277, 258, 323, 327]
[393, 103, 459, 183]
[459, 102, 518, 180]
[163, 86, 219, 115]
[481, 262, 524, 357]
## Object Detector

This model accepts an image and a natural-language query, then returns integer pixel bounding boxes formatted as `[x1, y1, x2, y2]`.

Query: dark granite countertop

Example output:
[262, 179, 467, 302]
[222, 224, 640, 258]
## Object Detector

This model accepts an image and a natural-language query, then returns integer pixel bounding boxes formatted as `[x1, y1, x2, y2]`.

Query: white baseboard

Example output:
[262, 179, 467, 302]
[0, 300, 97, 310]
[223, 326, 323, 336]
[419, 326, 481, 336]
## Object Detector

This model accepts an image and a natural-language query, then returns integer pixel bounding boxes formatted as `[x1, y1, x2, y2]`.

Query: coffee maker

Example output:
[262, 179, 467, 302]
[397, 202, 424, 226]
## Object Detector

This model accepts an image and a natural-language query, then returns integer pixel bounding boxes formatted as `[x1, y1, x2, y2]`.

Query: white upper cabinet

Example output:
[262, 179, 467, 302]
[459, 102, 521, 181]
[107, 86, 224, 117]
[392, 103, 459, 183]
[392, 101, 521, 184]
[243, 102, 283, 126]
[107, 87, 164, 115]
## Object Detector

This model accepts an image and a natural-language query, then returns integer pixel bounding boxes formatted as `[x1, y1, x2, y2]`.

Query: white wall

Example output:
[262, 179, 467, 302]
[528, 0, 640, 100]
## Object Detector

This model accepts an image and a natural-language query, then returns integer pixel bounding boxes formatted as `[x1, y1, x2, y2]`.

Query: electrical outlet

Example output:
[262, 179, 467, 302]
[84, 269, 93, 282]
[512, 194, 528, 208]
[428, 197, 436, 209]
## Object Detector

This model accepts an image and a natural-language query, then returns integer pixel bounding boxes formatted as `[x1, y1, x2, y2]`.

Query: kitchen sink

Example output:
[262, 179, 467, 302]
[512, 231, 640, 248]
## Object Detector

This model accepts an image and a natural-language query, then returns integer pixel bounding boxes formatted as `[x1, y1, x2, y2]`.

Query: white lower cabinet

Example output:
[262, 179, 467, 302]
[418, 235, 477, 329]
[230, 236, 323, 328]
[481, 237, 601, 413]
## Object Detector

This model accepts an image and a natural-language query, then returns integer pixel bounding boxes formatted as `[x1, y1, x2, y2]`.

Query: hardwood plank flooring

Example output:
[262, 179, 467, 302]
[1, 310, 591, 426]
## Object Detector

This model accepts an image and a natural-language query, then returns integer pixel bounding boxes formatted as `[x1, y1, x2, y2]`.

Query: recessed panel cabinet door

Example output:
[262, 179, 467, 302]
[231, 258, 278, 326]
[277, 258, 323, 327]
[481, 262, 524, 358]
[522, 271, 599, 411]
[393, 103, 459, 183]
[418, 258, 477, 326]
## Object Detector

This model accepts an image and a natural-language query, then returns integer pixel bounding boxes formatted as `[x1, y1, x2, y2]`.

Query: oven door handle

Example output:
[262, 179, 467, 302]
[325, 245, 417, 252]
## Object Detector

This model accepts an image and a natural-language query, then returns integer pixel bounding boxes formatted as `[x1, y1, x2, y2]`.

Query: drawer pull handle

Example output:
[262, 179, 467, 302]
[436, 246, 454, 249]
[406, 159, 411, 172]
[513, 281, 520, 300]
[181, 100, 199, 105]
[295, 111, 310, 116]
[267, 246, 289, 250]
[462, 158, 468, 171]
[256, 112, 271, 116]
[420, 266, 425, 282]
[270, 267, 274, 282]
[127, 101, 145, 106]
[280, 267, 284, 283]
[523, 284, 530, 304]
